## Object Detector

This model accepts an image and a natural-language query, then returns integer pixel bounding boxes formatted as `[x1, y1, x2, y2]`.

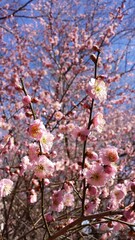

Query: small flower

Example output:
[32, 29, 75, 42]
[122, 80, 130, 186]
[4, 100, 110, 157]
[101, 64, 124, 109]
[34, 155, 54, 179]
[100, 146, 119, 165]
[0, 179, 13, 197]
[21, 155, 32, 175]
[29, 189, 37, 203]
[72, 126, 90, 141]
[86, 149, 98, 160]
[63, 193, 74, 207]
[112, 184, 126, 201]
[93, 112, 105, 133]
[29, 119, 45, 140]
[40, 130, 54, 153]
[28, 143, 39, 162]
[87, 78, 107, 102]
[85, 165, 107, 187]
[52, 190, 64, 212]
[54, 111, 63, 120]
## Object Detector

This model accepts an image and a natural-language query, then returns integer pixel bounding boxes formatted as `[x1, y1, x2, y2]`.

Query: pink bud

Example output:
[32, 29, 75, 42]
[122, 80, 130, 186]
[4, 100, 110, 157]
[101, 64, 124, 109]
[22, 95, 31, 106]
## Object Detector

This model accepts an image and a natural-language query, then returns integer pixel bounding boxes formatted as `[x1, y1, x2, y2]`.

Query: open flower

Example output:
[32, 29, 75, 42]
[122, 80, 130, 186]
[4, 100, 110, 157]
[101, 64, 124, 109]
[100, 146, 119, 165]
[0, 179, 13, 197]
[85, 165, 107, 186]
[29, 119, 45, 140]
[87, 78, 107, 102]
[52, 190, 64, 212]
[40, 130, 54, 153]
[93, 112, 105, 133]
[34, 155, 54, 179]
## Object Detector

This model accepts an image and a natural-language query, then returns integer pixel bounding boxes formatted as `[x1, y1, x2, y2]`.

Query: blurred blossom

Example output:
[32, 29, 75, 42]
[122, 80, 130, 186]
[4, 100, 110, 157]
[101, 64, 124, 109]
[93, 112, 105, 133]
[28, 143, 39, 162]
[22, 95, 31, 106]
[63, 193, 74, 207]
[86, 149, 98, 160]
[52, 190, 64, 212]
[29, 189, 37, 203]
[0, 179, 13, 197]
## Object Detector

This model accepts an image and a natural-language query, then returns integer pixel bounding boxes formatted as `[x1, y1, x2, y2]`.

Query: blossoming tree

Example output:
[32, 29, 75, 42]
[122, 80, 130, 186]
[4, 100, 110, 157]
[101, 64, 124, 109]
[0, 0, 135, 239]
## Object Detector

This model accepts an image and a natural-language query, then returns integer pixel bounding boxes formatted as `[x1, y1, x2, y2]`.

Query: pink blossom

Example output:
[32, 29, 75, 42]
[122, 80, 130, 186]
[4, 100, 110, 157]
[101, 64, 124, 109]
[45, 213, 54, 223]
[21, 155, 32, 174]
[29, 189, 37, 203]
[85, 201, 96, 214]
[22, 95, 31, 106]
[34, 155, 54, 179]
[112, 184, 126, 201]
[66, 123, 75, 133]
[87, 78, 107, 102]
[103, 164, 117, 177]
[86, 149, 98, 160]
[53, 101, 62, 110]
[93, 112, 105, 133]
[0, 179, 13, 197]
[85, 165, 107, 186]
[85, 198, 100, 215]
[52, 190, 64, 212]
[87, 186, 97, 196]
[54, 111, 63, 120]
[28, 119, 45, 140]
[40, 130, 54, 153]
[100, 146, 119, 165]
[63, 193, 74, 207]
[72, 126, 90, 141]
[28, 143, 39, 162]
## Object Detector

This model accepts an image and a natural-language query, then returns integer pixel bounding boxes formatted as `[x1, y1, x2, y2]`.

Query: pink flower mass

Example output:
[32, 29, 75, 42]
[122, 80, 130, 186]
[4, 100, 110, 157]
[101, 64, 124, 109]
[0, 0, 134, 239]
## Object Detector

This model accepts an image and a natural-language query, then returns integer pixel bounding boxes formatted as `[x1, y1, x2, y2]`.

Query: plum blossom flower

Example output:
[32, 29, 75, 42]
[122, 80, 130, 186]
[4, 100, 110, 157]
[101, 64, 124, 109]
[52, 190, 64, 212]
[93, 112, 105, 133]
[85, 198, 100, 214]
[28, 143, 39, 162]
[103, 164, 117, 177]
[54, 111, 63, 120]
[100, 146, 119, 165]
[34, 155, 54, 179]
[0, 179, 13, 197]
[53, 101, 62, 110]
[85, 165, 107, 186]
[21, 155, 32, 175]
[29, 189, 37, 203]
[87, 78, 107, 102]
[40, 130, 54, 153]
[29, 119, 45, 140]
[63, 193, 74, 207]
[112, 184, 127, 201]
[72, 126, 90, 141]
[85, 149, 98, 160]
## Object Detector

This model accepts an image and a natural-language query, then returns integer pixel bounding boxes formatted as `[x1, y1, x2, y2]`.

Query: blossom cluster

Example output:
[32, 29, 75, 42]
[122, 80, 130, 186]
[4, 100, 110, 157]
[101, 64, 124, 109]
[21, 119, 55, 186]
